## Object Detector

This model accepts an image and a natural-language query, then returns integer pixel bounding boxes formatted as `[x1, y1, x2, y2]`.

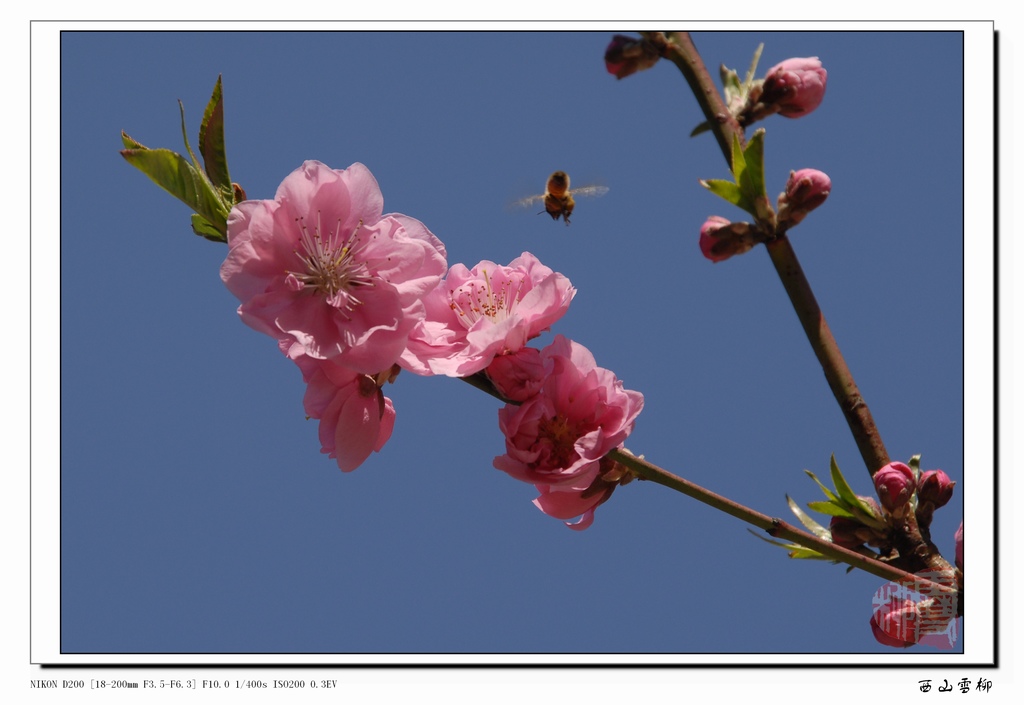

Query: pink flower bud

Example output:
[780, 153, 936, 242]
[777, 168, 831, 228]
[604, 34, 661, 79]
[699, 216, 760, 263]
[954, 521, 963, 571]
[870, 598, 920, 648]
[760, 57, 827, 117]
[918, 470, 955, 509]
[874, 461, 916, 514]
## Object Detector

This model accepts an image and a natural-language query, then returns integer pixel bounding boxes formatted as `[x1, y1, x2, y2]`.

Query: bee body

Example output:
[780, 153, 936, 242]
[513, 171, 607, 225]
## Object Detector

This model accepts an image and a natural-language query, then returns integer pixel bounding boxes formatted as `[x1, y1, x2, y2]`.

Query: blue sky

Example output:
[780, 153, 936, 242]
[54, 29, 980, 660]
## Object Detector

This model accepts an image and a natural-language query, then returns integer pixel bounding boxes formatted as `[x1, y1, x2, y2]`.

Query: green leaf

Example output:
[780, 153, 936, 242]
[720, 64, 742, 107]
[740, 129, 766, 204]
[191, 214, 227, 243]
[908, 454, 922, 482]
[700, 179, 753, 214]
[120, 147, 229, 236]
[787, 547, 830, 560]
[747, 530, 830, 561]
[120, 130, 147, 150]
[178, 99, 202, 172]
[806, 500, 856, 519]
[804, 469, 840, 503]
[198, 75, 232, 200]
[730, 134, 746, 183]
[689, 120, 712, 137]
[830, 454, 862, 509]
[744, 43, 764, 89]
[786, 495, 830, 537]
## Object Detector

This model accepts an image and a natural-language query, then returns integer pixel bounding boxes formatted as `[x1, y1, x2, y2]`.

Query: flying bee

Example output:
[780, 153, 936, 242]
[513, 171, 609, 225]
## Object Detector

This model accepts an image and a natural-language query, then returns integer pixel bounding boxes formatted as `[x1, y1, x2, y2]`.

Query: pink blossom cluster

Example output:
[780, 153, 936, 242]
[221, 161, 643, 525]
[221, 161, 447, 471]
[492, 335, 645, 530]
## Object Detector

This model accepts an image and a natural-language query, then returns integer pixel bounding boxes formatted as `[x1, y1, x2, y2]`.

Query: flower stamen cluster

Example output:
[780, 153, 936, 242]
[287, 217, 374, 317]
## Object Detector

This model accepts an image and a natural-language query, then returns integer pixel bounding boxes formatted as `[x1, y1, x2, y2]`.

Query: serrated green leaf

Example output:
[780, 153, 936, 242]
[747, 529, 831, 561]
[806, 500, 856, 519]
[804, 469, 840, 503]
[740, 129, 766, 204]
[787, 547, 830, 560]
[830, 454, 862, 509]
[120, 147, 229, 236]
[786, 494, 831, 537]
[121, 130, 146, 150]
[700, 179, 754, 214]
[178, 99, 201, 172]
[730, 134, 746, 183]
[198, 75, 232, 199]
[191, 213, 227, 243]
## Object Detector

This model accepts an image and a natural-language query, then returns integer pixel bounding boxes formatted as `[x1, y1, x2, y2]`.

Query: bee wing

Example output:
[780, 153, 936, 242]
[510, 192, 547, 209]
[568, 185, 609, 199]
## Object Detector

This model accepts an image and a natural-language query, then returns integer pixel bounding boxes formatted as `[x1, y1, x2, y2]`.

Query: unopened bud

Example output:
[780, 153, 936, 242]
[699, 216, 762, 263]
[870, 598, 920, 648]
[915, 469, 956, 527]
[918, 470, 955, 509]
[874, 461, 916, 515]
[604, 34, 661, 79]
[829, 516, 867, 550]
[760, 57, 827, 118]
[777, 169, 831, 228]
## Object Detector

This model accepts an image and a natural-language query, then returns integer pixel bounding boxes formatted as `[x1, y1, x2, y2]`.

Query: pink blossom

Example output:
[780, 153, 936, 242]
[493, 335, 644, 528]
[221, 161, 447, 374]
[533, 456, 636, 531]
[760, 57, 827, 117]
[401, 252, 575, 377]
[291, 350, 397, 472]
[485, 347, 545, 402]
